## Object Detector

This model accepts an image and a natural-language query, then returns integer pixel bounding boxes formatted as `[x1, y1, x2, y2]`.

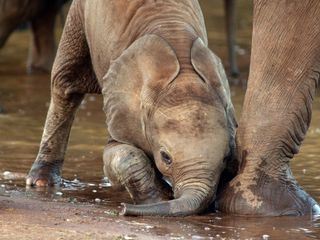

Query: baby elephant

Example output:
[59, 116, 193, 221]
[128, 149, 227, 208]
[26, 0, 236, 216]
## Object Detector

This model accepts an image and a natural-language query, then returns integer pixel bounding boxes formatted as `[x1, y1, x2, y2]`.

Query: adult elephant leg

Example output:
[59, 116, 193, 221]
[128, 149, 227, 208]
[0, 4, 23, 48]
[27, 7, 58, 73]
[103, 142, 172, 204]
[0, 22, 16, 48]
[224, 0, 239, 77]
[218, 0, 320, 216]
[26, 1, 99, 187]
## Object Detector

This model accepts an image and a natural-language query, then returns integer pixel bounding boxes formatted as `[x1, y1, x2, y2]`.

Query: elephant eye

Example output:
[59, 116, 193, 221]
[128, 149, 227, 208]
[160, 150, 172, 165]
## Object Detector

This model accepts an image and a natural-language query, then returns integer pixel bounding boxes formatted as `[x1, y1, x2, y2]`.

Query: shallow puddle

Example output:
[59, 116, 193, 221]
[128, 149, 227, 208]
[0, 1, 320, 239]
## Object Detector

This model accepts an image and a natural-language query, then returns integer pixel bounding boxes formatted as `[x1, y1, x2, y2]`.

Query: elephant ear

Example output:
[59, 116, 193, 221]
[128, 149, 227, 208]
[102, 34, 180, 152]
[191, 38, 238, 173]
[191, 38, 231, 108]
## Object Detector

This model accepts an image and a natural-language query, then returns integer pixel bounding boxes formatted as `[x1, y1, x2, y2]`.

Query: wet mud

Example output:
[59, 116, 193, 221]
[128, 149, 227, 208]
[0, 1, 320, 239]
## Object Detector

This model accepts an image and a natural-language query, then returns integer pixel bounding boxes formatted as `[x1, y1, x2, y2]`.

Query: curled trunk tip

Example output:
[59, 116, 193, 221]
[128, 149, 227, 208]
[120, 192, 210, 217]
[121, 203, 141, 216]
[120, 202, 171, 216]
[120, 184, 216, 216]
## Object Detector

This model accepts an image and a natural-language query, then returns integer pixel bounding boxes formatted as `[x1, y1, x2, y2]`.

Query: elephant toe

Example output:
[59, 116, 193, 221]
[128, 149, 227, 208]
[26, 176, 55, 187]
[26, 160, 62, 187]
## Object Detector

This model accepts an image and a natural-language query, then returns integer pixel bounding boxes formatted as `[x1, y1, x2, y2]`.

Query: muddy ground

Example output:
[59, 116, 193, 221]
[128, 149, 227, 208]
[1, 194, 319, 240]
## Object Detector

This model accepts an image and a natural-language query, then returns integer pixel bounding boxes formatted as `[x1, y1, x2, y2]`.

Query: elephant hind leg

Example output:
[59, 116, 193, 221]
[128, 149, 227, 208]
[27, 1, 69, 73]
[224, 0, 239, 77]
[26, 7, 57, 73]
[26, 0, 99, 187]
[103, 142, 172, 204]
[0, 26, 13, 48]
[0, 15, 20, 48]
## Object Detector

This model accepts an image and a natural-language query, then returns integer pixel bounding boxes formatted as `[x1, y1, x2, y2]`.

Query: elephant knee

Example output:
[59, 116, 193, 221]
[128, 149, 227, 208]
[103, 144, 171, 203]
[50, 71, 84, 107]
[103, 144, 151, 188]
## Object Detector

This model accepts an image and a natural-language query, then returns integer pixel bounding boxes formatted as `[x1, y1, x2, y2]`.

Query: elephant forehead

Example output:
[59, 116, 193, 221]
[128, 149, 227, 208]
[158, 80, 217, 106]
[153, 102, 227, 136]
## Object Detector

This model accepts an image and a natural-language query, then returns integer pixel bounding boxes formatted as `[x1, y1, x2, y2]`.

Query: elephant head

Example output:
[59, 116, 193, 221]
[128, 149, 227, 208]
[102, 35, 236, 216]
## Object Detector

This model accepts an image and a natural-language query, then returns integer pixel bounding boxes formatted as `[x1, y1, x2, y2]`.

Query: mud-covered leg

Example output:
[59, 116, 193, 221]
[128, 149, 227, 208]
[26, 1, 99, 187]
[103, 142, 172, 204]
[218, 1, 320, 216]
[26, 92, 83, 186]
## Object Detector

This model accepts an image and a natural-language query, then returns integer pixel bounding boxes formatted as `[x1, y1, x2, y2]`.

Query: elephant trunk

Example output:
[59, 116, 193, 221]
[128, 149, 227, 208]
[121, 182, 215, 216]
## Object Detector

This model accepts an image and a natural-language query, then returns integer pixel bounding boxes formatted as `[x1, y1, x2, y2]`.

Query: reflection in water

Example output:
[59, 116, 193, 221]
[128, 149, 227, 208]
[0, 0, 319, 239]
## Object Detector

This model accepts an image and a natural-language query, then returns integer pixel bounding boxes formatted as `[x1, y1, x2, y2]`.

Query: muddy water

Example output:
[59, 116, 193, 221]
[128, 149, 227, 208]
[0, 1, 320, 239]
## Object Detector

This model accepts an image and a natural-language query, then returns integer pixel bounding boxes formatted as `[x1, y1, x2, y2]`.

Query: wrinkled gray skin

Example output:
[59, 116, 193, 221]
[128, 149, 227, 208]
[218, 0, 320, 216]
[0, 0, 68, 73]
[26, 0, 237, 217]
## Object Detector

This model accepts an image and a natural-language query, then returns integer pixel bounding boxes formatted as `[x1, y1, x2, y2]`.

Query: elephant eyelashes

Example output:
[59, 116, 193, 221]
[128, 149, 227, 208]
[160, 151, 172, 165]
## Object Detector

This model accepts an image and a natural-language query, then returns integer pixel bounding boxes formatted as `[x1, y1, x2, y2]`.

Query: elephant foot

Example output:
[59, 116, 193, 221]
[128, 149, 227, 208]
[217, 173, 320, 216]
[26, 160, 63, 187]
